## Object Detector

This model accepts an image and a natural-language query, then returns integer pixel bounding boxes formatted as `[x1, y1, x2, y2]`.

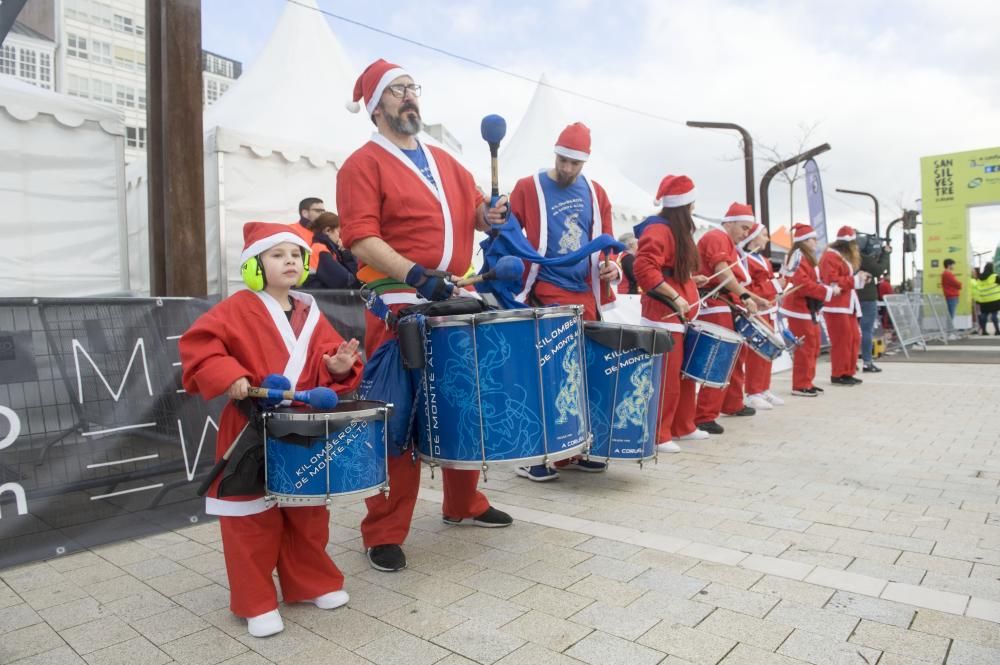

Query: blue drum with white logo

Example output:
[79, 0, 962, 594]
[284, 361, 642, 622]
[264, 401, 390, 505]
[681, 321, 743, 388]
[415, 306, 590, 469]
[779, 323, 802, 349]
[734, 314, 786, 361]
[584, 323, 672, 464]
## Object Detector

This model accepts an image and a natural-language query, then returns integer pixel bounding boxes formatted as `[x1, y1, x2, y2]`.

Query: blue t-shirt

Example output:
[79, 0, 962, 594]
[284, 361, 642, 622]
[538, 172, 592, 292]
[401, 144, 437, 189]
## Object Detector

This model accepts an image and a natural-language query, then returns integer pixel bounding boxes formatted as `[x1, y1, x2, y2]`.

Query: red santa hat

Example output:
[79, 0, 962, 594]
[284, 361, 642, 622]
[554, 122, 591, 162]
[738, 222, 765, 249]
[722, 202, 755, 223]
[240, 222, 311, 265]
[346, 58, 410, 116]
[655, 175, 696, 208]
[836, 225, 857, 241]
[792, 223, 817, 242]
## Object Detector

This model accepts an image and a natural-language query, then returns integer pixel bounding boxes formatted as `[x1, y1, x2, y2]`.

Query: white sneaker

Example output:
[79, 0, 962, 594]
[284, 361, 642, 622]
[656, 441, 681, 453]
[677, 429, 710, 441]
[247, 609, 284, 638]
[763, 390, 785, 406]
[309, 590, 349, 610]
[745, 394, 773, 410]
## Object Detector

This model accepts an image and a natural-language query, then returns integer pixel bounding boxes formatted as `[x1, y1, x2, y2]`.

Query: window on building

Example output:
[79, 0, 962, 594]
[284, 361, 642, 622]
[90, 40, 112, 66]
[205, 78, 220, 105]
[0, 46, 15, 76]
[113, 13, 135, 34]
[114, 47, 135, 70]
[92, 79, 113, 103]
[116, 84, 136, 108]
[91, 1, 113, 27]
[19, 49, 37, 81]
[38, 53, 52, 89]
[67, 33, 88, 59]
[68, 74, 90, 98]
[137, 92, 146, 110]
[126, 126, 147, 149]
[135, 23, 145, 37]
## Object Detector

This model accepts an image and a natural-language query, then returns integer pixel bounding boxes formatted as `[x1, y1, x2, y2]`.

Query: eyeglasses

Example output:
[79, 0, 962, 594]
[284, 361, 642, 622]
[309, 207, 326, 213]
[385, 83, 422, 98]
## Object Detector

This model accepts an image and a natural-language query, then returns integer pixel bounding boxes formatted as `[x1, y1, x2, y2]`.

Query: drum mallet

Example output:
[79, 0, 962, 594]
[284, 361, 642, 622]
[455, 255, 525, 287]
[247, 386, 339, 410]
[481, 114, 507, 209]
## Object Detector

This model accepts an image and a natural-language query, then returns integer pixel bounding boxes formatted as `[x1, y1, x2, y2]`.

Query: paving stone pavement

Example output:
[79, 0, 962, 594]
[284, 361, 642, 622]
[2, 361, 999, 664]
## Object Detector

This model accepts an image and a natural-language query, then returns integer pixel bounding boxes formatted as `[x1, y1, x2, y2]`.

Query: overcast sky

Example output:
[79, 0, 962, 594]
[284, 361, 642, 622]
[203, 0, 1000, 278]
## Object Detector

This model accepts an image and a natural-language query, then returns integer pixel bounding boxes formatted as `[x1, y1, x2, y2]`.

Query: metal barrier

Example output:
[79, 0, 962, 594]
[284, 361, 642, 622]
[883, 294, 927, 358]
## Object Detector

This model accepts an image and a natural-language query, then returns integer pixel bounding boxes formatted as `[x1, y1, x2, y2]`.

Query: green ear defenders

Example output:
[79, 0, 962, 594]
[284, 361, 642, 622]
[240, 249, 311, 291]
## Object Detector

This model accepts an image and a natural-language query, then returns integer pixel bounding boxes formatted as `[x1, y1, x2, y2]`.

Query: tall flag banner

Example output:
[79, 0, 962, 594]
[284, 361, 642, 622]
[804, 159, 828, 248]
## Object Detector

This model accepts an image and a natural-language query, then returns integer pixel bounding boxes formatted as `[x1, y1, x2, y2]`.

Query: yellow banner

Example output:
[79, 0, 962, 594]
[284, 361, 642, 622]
[920, 146, 1000, 315]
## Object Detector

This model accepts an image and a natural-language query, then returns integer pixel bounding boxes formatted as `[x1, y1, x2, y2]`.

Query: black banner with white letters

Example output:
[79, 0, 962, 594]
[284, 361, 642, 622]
[0, 291, 366, 568]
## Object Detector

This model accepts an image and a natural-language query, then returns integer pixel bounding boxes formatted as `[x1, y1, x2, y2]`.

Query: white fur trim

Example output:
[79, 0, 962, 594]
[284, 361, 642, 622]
[723, 214, 756, 223]
[838, 232, 857, 241]
[640, 316, 685, 334]
[205, 496, 275, 517]
[516, 172, 549, 303]
[778, 307, 813, 320]
[252, 290, 320, 394]
[365, 67, 409, 116]
[585, 176, 603, 309]
[240, 232, 310, 264]
[554, 145, 590, 162]
[657, 189, 696, 208]
[345, 100, 361, 113]
[793, 230, 817, 241]
[823, 284, 834, 301]
[698, 305, 732, 316]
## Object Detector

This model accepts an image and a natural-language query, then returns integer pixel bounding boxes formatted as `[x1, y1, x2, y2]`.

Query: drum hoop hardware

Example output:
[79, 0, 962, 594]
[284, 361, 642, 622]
[604, 326, 624, 466]
[532, 308, 552, 465]
[324, 418, 332, 506]
[381, 407, 391, 499]
[470, 316, 489, 481]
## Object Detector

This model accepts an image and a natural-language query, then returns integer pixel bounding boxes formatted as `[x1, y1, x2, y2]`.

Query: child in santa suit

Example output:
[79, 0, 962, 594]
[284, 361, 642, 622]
[820, 225, 869, 385]
[778, 223, 840, 396]
[739, 223, 785, 408]
[180, 222, 363, 638]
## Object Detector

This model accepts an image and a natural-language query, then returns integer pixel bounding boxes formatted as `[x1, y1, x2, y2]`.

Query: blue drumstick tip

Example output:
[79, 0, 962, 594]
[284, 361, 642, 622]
[309, 387, 339, 410]
[495, 255, 524, 282]
[481, 114, 507, 144]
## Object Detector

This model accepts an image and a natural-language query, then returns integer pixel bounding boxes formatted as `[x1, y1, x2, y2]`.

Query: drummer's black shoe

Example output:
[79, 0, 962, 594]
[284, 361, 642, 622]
[812, 385, 824, 393]
[563, 459, 607, 473]
[443, 506, 513, 528]
[367, 545, 406, 572]
[723, 406, 756, 417]
[831, 376, 856, 385]
[847, 376, 863, 385]
[696, 420, 724, 435]
[863, 363, 882, 373]
[792, 387, 818, 397]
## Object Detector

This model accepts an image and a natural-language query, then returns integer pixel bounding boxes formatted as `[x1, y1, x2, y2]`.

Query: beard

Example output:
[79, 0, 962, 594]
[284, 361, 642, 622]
[387, 103, 422, 136]
[555, 172, 576, 187]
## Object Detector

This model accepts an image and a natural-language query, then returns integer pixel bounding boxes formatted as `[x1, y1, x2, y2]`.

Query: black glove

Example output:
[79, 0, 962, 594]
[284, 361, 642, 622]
[405, 264, 455, 301]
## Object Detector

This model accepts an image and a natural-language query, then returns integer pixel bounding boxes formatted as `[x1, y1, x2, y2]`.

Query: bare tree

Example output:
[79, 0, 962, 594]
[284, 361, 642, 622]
[755, 121, 822, 224]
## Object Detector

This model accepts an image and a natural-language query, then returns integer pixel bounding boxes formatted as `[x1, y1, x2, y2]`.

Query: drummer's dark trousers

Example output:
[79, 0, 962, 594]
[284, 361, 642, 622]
[744, 316, 774, 395]
[657, 331, 697, 441]
[360, 309, 490, 549]
[694, 308, 747, 422]
[221, 507, 344, 618]
[825, 312, 861, 378]
[787, 317, 820, 390]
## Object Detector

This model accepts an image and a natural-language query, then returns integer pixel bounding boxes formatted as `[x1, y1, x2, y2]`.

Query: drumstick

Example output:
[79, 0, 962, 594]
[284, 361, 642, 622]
[481, 114, 507, 208]
[455, 256, 524, 287]
[660, 276, 734, 322]
[247, 386, 339, 410]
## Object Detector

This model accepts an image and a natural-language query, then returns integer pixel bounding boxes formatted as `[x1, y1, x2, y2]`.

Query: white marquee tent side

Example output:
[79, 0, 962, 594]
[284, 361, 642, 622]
[1, 76, 127, 297]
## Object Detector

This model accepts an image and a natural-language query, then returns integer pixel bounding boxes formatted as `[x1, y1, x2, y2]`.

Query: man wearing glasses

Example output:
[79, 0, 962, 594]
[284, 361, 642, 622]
[338, 59, 512, 574]
[289, 197, 326, 245]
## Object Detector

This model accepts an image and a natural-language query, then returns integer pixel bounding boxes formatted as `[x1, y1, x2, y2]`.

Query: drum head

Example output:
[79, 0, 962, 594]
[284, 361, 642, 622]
[689, 320, 743, 343]
[267, 400, 389, 438]
[424, 305, 583, 328]
[583, 322, 673, 355]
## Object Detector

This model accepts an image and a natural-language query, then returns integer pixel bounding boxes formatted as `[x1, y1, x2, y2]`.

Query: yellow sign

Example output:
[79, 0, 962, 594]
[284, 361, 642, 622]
[920, 146, 1000, 317]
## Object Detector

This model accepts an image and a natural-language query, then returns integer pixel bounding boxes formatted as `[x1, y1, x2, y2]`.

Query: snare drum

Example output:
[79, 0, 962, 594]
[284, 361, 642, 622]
[416, 306, 590, 469]
[734, 314, 786, 361]
[584, 322, 672, 464]
[681, 321, 743, 388]
[264, 401, 390, 505]
[779, 324, 802, 349]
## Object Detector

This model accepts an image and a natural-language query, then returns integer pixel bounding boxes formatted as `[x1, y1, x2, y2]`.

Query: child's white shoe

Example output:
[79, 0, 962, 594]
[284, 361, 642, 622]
[309, 590, 349, 610]
[247, 609, 284, 637]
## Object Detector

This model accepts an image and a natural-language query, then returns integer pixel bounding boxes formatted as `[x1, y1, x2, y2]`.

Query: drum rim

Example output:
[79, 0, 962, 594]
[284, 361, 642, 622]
[265, 481, 387, 503]
[268, 401, 390, 421]
[686, 320, 744, 342]
[416, 438, 588, 469]
[735, 315, 786, 347]
[423, 304, 583, 327]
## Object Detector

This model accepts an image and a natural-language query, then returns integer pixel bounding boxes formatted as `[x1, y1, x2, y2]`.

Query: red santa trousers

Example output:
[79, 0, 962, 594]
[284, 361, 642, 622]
[360, 310, 490, 548]
[220, 506, 344, 618]
[825, 312, 861, 378]
[744, 318, 774, 396]
[694, 311, 746, 422]
[787, 317, 821, 390]
[656, 331, 697, 442]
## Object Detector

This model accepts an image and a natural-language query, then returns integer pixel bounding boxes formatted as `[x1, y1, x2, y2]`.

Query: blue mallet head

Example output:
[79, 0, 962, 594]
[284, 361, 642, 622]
[481, 114, 507, 145]
[495, 255, 525, 282]
[306, 387, 338, 410]
[260, 374, 292, 407]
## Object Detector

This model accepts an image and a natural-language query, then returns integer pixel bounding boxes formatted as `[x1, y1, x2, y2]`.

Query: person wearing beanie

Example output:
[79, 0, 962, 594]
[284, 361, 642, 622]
[337, 59, 513, 574]
[179, 222, 364, 638]
[632, 175, 706, 453]
[739, 224, 785, 409]
[778, 224, 840, 396]
[509, 121, 619, 481]
[692, 203, 770, 435]
[820, 226, 869, 385]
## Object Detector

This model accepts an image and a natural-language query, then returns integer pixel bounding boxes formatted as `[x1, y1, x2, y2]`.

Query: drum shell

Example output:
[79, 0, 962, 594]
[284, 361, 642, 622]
[734, 315, 785, 361]
[681, 321, 743, 388]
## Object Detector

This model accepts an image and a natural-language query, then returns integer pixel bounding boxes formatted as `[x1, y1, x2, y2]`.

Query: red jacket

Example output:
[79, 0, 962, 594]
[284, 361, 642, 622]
[779, 256, 834, 321]
[742, 251, 780, 319]
[633, 221, 699, 333]
[819, 249, 863, 317]
[697, 229, 748, 317]
[941, 270, 962, 298]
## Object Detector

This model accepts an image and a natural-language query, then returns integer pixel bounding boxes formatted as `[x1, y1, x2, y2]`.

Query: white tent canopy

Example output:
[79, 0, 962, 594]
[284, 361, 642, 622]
[499, 74, 656, 238]
[1, 76, 127, 297]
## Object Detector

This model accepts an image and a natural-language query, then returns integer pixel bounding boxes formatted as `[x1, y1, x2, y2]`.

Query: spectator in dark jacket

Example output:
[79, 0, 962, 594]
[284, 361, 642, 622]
[857, 237, 891, 372]
[303, 212, 360, 289]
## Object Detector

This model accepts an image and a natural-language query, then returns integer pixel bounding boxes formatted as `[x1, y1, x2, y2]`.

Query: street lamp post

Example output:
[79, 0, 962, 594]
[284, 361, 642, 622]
[686, 121, 755, 210]
[758, 143, 832, 255]
[834, 188, 881, 237]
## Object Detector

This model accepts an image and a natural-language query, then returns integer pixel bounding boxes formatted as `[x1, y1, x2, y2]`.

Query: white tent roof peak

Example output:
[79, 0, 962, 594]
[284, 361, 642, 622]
[0, 75, 124, 134]
[498, 74, 655, 230]
[202, 0, 369, 159]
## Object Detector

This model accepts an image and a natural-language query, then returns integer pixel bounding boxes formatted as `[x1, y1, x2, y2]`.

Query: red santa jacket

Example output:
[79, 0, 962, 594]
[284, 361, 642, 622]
[633, 221, 700, 333]
[941, 270, 962, 298]
[509, 172, 617, 308]
[779, 254, 834, 320]
[741, 250, 780, 320]
[179, 290, 362, 516]
[697, 228, 749, 317]
[338, 135, 483, 308]
[819, 249, 863, 317]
